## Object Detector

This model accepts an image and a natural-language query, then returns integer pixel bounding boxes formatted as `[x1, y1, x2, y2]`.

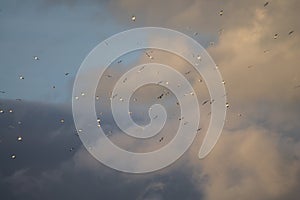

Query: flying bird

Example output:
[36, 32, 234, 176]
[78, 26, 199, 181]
[202, 99, 210, 105]
[264, 2, 269, 7]
[219, 10, 224, 16]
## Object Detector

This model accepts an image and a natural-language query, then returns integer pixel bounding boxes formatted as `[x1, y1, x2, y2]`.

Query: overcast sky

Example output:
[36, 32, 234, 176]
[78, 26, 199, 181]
[0, 0, 300, 200]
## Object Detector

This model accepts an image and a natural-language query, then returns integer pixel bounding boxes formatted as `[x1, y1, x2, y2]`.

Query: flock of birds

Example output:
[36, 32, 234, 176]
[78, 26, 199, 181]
[1, 1, 298, 159]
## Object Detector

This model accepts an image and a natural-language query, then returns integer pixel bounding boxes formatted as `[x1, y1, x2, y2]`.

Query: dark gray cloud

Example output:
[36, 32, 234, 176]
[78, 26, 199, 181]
[0, 100, 203, 200]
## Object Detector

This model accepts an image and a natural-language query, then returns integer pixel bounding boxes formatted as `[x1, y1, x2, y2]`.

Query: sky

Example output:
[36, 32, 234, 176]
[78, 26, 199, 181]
[0, 0, 300, 199]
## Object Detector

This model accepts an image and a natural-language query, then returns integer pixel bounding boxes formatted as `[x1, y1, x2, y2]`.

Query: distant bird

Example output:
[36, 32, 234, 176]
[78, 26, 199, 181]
[138, 65, 145, 72]
[0, 90, 5, 94]
[145, 52, 153, 59]
[19, 76, 24, 80]
[274, 33, 278, 39]
[185, 70, 191, 75]
[202, 100, 209, 105]
[157, 93, 164, 99]
[33, 56, 39, 60]
[264, 2, 269, 7]
[263, 49, 270, 53]
[65, 72, 69, 76]
[131, 15, 136, 21]
[159, 137, 164, 142]
[117, 60, 122, 64]
[219, 10, 224, 16]
[288, 30, 294, 35]
[105, 74, 112, 78]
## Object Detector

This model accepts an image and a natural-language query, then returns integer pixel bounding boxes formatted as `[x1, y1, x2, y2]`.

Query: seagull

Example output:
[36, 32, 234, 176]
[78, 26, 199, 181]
[138, 65, 145, 72]
[274, 33, 278, 39]
[145, 52, 153, 59]
[65, 72, 69, 76]
[157, 94, 164, 99]
[33, 56, 39, 60]
[131, 15, 136, 21]
[185, 70, 191, 75]
[264, 2, 269, 7]
[219, 10, 224, 16]
[202, 100, 210, 105]
[159, 137, 164, 142]
[288, 30, 294, 35]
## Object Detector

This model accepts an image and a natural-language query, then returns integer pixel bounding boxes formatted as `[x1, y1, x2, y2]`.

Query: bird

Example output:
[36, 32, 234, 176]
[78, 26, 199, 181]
[264, 2, 269, 7]
[157, 94, 164, 99]
[202, 100, 210, 105]
[159, 137, 164, 142]
[219, 10, 224, 16]
[185, 70, 191, 75]
[288, 30, 294, 35]
[145, 52, 153, 59]
[65, 72, 69, 76]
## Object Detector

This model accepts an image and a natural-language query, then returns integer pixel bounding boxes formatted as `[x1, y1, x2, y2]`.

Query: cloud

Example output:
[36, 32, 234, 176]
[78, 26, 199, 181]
[192, 127, 300, 200]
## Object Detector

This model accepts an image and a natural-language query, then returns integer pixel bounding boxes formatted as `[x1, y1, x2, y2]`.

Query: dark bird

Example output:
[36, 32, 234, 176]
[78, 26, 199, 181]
[159, 137, 164, 142]
[202, 100, 209, 105]
[264, 2, 269, 7]
[185, 70, 191, 75]
[157, 93, 164, 99]
[288, 30, 294, 35]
